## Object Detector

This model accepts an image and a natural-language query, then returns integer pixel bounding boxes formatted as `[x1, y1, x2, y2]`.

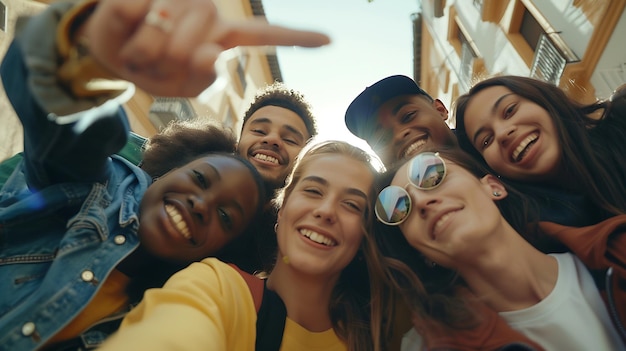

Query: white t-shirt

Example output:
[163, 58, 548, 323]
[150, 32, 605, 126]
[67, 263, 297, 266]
[500, 253, 626, 351]
[401, 327, 424, 351]
[401, 253, 626, 351]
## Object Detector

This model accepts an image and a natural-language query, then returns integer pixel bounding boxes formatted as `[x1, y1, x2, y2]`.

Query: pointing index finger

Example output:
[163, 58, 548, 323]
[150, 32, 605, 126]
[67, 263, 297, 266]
[214, 19, 331, 50]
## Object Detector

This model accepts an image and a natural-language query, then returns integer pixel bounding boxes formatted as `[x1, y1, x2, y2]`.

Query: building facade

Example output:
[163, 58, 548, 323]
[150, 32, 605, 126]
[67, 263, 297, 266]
[414, 0, 626, 127]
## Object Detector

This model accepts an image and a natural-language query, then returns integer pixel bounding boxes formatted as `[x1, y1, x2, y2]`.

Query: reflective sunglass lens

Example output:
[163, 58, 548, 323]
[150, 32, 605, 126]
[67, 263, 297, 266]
[375, 186, 411, 225]
[408, 153, 446, 189]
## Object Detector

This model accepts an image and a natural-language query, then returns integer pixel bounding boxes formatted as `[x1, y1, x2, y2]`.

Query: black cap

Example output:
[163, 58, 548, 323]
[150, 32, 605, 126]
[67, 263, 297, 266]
[345, 75, 433, 142]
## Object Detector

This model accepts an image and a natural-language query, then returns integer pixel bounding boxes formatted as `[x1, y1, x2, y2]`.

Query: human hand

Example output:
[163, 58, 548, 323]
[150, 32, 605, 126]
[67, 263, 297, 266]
[85, 0, 330, 97]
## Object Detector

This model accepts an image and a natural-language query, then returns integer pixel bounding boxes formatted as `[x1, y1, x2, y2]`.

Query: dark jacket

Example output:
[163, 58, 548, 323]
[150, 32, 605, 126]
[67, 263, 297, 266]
[541, 216, 626, 342]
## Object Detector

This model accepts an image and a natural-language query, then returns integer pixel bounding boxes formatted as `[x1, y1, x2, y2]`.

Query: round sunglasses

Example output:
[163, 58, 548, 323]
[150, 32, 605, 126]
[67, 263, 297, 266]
[375, 152, 447, 225]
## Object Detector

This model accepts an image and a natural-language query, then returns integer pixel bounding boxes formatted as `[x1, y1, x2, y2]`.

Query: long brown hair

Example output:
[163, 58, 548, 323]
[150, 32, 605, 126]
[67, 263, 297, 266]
[274, 140, 390, 351]
[455, 75, 626, 217]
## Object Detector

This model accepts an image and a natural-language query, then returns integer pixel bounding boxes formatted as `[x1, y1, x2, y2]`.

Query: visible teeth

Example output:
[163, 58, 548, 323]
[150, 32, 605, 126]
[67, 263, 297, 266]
[434, 212, 454, 235]
[512, 133, 538, 162]
[165, 204, 191, 240]
[254, 153, 279, 164]
[300, 228, 336, 246]
[404, 139, 427, 158]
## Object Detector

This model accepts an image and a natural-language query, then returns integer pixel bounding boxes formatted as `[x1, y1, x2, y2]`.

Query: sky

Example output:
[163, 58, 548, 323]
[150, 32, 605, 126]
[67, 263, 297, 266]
[262, 0, 420, 152]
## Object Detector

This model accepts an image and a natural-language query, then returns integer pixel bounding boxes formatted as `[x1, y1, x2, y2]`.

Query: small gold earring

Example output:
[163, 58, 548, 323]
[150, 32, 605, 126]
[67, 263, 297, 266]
[493, 191, 501, 197]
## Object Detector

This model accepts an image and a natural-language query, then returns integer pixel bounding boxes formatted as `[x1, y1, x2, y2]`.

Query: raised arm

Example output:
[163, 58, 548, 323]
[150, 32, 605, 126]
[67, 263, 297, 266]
[1, 1, 132, 188]
[84, 0, 330, 97]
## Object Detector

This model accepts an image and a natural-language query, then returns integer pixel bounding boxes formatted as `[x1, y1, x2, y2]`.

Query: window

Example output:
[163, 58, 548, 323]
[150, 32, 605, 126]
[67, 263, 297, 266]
[448, 7, 479, 58]
[236, 54, 248, 94]
[227, 53, 248, 98]
[0, 1, 6, 32]
[149, 98, 195, 130]
[458, 30, 478, 59]
[447, 6, 481, 92]
[505, 0, 551, 66]
[530, 33, 579, 85]
[505, 0, 578, 77]
[520, 9, 542, 51]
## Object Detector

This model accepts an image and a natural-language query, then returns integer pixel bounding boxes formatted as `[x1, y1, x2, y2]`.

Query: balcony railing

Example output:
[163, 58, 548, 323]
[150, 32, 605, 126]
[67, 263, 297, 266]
[458, 42, 478, 93]
[530, 32, 579, 85]
[149, 98, 196, 130]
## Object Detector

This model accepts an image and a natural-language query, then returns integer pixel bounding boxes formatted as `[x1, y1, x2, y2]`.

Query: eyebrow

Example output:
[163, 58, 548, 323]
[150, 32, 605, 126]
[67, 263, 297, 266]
[391, 101, 410, 117]
[302, 176, 369, 200]
[471, 93, 514, 145]
[207, 163, 222, 181]
[249, 117, 307, 143]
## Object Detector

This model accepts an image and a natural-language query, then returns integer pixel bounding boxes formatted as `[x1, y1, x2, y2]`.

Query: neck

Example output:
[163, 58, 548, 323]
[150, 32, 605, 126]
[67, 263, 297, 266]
[266, 260, 339, 332]
[457, 224, 558, 312]
[117, 247, 172, 278]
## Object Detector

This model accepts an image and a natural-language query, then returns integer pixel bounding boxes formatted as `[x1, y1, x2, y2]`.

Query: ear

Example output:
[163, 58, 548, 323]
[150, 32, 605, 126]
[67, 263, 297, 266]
[480, 174, 507, 200]
[432, 99, 449, 121]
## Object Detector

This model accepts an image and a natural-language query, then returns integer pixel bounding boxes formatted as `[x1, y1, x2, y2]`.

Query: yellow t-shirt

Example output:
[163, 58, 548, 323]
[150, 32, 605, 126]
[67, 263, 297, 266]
[100, 258, 346, 351]
[282, 318, 346, 351]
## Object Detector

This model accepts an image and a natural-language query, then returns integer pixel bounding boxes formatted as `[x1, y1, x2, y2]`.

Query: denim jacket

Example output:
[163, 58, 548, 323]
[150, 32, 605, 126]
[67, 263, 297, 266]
[0, 3, 151, 350]
[0, 157, 149, 351]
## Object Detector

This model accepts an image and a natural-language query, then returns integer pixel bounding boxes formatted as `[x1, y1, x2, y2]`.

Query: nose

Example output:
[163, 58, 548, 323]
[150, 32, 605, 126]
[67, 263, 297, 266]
[494, 122, 516, 146]
[393, 125, 412, 143]
[261, 131, 282, 149]
[408, 187, 439, 218]
[312, 198, 337, 224]
[188, 193, 213, 224]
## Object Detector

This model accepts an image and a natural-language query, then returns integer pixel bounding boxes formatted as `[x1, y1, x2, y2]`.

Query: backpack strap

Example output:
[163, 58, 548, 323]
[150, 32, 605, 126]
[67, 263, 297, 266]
[228, 264, 287, 350]
[255, 280, 287, 351]
[228, 264, 264, 312]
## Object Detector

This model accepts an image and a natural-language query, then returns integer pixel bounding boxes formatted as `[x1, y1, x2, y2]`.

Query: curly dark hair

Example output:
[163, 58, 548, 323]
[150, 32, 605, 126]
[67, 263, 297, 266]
[241, 81, 317, 138]
[141, 118, 237, 178]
